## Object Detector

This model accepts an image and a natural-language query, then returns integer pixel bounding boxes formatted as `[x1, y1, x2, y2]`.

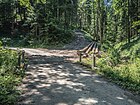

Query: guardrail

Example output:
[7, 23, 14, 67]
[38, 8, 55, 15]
[77, 42, 101, 69]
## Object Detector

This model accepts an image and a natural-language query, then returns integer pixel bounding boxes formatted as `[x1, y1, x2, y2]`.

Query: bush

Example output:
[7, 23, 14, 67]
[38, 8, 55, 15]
[0, 41, 2, 47]
[0, 75, 21, 105]
[97, 59, 140, 94]
[82, 39, 140, 94]
[97, 40, 140, 93]
[0, 49, 18, 74]
[7, 22, 74, 48]
[0, 48, 23, 104]
[46, 22, 73, 44]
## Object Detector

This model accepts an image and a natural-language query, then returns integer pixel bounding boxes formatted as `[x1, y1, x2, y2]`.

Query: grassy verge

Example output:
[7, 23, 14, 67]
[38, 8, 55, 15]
[81, 38, 140, 94]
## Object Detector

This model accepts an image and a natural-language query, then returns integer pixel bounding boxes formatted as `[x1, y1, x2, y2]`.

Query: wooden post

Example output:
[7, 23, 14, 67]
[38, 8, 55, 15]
[18, 51, 21, 67]
[94, 56, 96, 67]
[21, 50, 25, 63]
[79, 53, 82, 62]
[22, 50, 26, 71]
[92, 53, 96, 69]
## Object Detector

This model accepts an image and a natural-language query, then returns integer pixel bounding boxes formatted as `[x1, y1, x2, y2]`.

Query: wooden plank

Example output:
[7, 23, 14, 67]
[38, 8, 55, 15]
[85, 42, 95, 54]
[78, 42, 93, 54]
[77, 41, 101, 68]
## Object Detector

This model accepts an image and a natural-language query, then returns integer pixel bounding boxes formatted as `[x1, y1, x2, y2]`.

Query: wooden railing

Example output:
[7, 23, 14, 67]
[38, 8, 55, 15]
[77, 42, 101, 69]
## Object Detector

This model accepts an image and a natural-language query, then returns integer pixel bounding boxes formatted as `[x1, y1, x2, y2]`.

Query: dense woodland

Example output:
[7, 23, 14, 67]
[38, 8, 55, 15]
[0, 0, 140, 44]
[0, 0, 140, 104]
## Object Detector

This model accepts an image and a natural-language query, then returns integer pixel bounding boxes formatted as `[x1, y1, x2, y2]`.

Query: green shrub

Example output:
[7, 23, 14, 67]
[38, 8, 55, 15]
[0, 48, 24, 104]
[0, 41, 2, 47]
[46, 22, 73, 44]
[82, 39, 140, 94]
[0, 49, 18, 74]
[0, 75, 21, 105]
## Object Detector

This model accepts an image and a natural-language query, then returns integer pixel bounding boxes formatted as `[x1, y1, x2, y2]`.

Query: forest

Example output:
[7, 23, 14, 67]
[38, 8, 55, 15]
[0, 0, 140, 104]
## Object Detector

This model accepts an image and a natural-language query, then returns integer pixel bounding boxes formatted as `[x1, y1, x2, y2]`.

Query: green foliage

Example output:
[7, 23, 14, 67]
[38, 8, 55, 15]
[0, 41, 2, 47]
[99, 40, 140, 93]
[81, 30, 93, 41]
[0, 75, 21, 105]
[101, 41, 121, 66]
[46, 22, 73, 44]
[1, 38, 11, 47]
[0, 49, 18, 74]
[82, 39, 140, 94]
[117, 38, 140, 60]
[97, 58, 140, 94]
[5, 23, 74, 48]
[0, 48, 24, 104]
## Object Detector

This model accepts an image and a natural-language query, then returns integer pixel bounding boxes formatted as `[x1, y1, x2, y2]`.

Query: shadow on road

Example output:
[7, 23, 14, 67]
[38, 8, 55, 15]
[17, 53, 139, 105]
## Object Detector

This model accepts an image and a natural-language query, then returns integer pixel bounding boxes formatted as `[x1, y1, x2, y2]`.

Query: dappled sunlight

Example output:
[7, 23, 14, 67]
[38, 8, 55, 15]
[76, 98, 98, 105]
[93, 80, 107, 84]
[116, 97, 124, 100]
[1, 0, 140, 104]
[18, 49, 139, 105]
[56, 103, 68, 105]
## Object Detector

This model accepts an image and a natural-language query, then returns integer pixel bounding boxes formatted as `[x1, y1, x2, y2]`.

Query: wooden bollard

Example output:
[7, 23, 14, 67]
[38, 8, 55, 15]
[79, 53, 82, 62]
[21, 50, 25, 63]
[18, 51, 21, 67]
[92, 53, 96, 69]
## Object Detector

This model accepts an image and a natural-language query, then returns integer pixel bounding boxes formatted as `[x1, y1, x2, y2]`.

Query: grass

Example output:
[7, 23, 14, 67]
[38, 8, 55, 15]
[81, 38, 140, 94]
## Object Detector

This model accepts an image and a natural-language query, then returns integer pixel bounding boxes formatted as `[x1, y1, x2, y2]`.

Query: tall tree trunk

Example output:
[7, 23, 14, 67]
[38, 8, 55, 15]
[127, 0, 130, 43]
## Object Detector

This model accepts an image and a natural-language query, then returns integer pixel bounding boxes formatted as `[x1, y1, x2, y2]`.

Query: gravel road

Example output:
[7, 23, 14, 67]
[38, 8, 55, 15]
[17, 32, 140, 105]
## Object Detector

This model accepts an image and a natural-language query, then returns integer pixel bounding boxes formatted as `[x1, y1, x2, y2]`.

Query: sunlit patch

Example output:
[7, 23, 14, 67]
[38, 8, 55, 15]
[39, 64, 51, 66]
[34, 79, 40, 81]
[52, 87, 64, 93]
[116, 97, 124, 100]
[23, 99, 34, 104]
[56, 103, 68, 105]
[38, 66, 51, 71]
[58, 65, 64, 69]
[66, 84, 83, 92]
[34, 91, 40, 95]
[29, 80, 35, 83]
[69, 74, 74, 76]
[32, 66, 37, 69]
[75, 98, 98, 104]
[94, 80, 106, 83]
[66, 85, 74, 89]
[59, 72, 69, 77]
[80, 73, 91, 76]
[42, 96, 51, 101]
[101, 100, 112, 105]
[74, 88, 82, 92]
[102, 100, 106, 103]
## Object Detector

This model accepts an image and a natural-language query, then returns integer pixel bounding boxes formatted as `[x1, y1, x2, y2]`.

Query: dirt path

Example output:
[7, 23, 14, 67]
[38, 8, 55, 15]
[18, 32, 139, 105]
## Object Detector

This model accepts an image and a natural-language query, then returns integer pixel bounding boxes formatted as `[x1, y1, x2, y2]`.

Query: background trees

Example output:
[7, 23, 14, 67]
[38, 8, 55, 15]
[0, 0, 139, 45]
[0, 1, 140, 102]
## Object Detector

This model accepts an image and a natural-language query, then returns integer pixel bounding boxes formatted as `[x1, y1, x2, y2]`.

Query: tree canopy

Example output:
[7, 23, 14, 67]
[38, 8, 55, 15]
[0, 0, 139, 44]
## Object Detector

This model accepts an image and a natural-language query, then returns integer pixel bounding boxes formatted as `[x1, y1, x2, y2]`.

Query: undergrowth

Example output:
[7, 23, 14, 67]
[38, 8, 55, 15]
[1, 23, 74, 48]
[0, 41, 25, 105]
[82, 38, 140, 94]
